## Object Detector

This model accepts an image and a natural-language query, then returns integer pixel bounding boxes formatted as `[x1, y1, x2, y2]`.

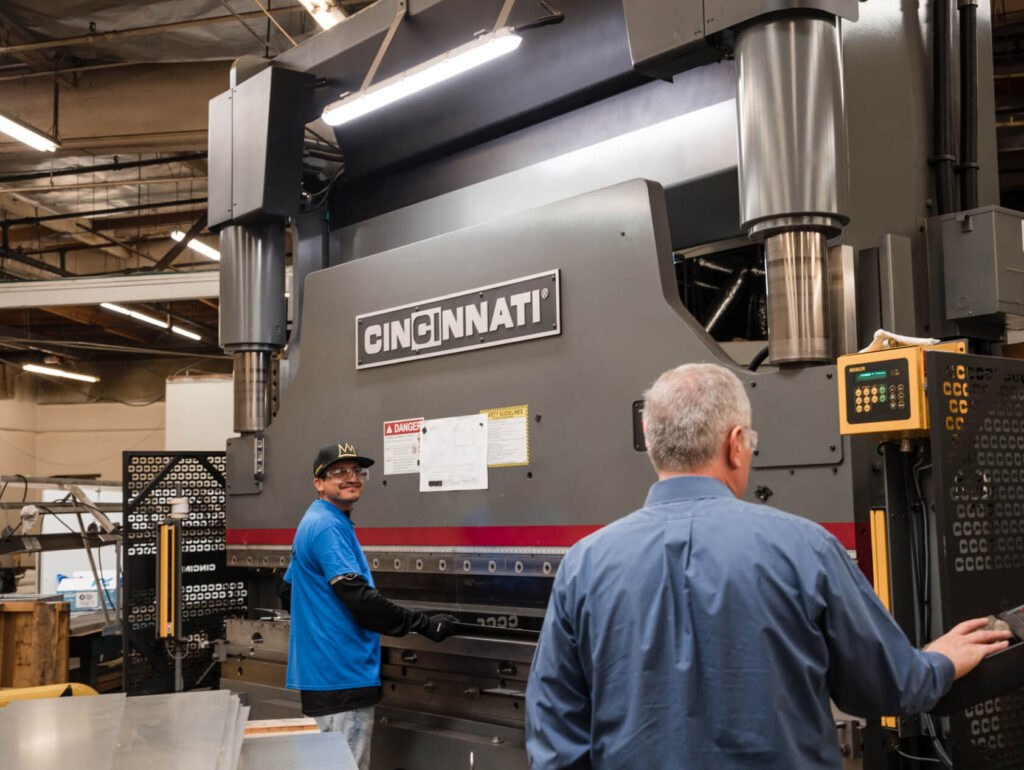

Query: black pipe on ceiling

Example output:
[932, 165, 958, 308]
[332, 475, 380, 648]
[2, 198, 207, 226]
[0, 152, 207, 185]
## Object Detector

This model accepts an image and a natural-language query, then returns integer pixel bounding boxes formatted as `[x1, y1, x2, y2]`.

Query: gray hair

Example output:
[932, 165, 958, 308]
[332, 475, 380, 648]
[643, 363, 752, 472]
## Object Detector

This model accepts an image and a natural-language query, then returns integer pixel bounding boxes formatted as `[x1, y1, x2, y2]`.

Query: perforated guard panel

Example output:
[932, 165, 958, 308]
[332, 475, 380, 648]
[926, 352, 1024, 767]
[122, 452, 247, 694]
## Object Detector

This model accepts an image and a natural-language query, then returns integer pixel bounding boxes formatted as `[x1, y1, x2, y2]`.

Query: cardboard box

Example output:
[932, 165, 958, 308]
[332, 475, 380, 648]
[56, 571, 116, 612]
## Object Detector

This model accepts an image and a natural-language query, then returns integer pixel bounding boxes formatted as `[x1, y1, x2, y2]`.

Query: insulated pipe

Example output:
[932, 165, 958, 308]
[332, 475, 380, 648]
[734, 14, 848, 364]
[959, 0, 979, 210]
[219, 221, 286, 433]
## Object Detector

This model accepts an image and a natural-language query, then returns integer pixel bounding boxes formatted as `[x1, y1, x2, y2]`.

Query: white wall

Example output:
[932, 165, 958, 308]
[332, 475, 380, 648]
[0, 398, 39, 477]
[165, 375, 236, 452]
[0, 400, 165, 481]
[35, 402, 165, 481]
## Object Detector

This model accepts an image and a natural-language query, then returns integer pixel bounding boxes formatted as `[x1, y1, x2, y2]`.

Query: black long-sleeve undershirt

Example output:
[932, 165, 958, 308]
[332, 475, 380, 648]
[330, 573, 429, 636]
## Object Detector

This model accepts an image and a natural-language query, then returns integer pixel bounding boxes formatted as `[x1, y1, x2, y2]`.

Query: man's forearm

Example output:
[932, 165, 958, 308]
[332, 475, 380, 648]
[331, 573, 427, 636]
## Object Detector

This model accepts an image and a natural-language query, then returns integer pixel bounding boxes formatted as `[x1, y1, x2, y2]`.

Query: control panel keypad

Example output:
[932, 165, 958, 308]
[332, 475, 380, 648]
[845, 358, 911, 424]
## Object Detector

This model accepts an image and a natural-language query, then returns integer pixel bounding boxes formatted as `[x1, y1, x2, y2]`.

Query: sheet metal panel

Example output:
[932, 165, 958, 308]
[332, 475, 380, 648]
[111, 690, 235, 770]
[0, 693, 126, 770]
[927, 351, 1024, 768]
[238, 733, 357, 770]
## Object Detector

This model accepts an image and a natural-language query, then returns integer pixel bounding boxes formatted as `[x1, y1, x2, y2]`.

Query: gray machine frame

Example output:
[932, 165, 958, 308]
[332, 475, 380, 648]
[207, 1, 1015, 768]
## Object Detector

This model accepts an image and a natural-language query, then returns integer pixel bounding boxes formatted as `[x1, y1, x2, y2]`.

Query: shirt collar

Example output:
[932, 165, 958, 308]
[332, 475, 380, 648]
[644, 475, 735, 507]
[316, 497, 354, 522]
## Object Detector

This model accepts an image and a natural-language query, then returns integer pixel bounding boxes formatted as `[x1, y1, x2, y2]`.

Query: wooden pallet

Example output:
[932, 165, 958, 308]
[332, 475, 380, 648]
[0, 601, 70, 688]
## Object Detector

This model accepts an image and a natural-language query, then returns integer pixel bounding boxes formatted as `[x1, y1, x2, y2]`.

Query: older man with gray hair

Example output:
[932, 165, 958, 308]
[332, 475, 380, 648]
[525, 363, 1009, 770]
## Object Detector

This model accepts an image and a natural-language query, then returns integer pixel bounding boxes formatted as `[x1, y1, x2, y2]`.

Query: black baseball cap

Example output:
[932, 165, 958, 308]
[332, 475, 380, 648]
[313, 441, 375, 477]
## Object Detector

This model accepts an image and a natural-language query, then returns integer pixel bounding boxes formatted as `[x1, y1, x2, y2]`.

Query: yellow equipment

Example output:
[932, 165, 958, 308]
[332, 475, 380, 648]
[156, 520, 181, 640]
[837, 341, 966, 438]
[0, 682, 98, 707]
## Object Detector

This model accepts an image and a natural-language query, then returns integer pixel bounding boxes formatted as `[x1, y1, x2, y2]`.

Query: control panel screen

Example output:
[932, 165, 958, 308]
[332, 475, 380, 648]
[855, 370, 888, 382]
[845, 358, 911, 424]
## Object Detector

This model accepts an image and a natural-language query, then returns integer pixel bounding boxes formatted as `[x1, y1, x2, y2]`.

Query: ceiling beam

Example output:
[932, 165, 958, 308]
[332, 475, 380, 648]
[0, 175, 206, 194]
[153, 213, 207, 270]
[0, 269, 223, 309]
[88, 208, 208, 233]
[0, 9, 73, 86]
[0, 151, 207, 184]
[0, 7, 306, 56]
[0, 192, 133, 260]
[37, 305, 154, 345]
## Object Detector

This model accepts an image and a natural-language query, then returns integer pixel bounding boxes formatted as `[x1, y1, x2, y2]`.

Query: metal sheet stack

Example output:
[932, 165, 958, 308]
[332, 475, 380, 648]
[0, 690, 249, 770]
[0, 689, 357, 769]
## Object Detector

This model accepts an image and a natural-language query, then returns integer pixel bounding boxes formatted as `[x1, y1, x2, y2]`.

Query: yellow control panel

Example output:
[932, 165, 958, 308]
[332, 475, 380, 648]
[837, 341, 966, 437]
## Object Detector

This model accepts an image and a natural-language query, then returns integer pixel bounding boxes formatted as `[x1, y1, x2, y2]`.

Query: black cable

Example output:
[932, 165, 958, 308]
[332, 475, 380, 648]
[2, 519, 23, 542]
[748, 345, 770, 372]
[901, 451, 925, 645]
[896, 747, 942, 764]
[15, 473, 26, 502]
[42, 506, 81, 536]
[913, 458, 934, 636]
[514, 1, 565, 31]
[921, 713, 955, 769]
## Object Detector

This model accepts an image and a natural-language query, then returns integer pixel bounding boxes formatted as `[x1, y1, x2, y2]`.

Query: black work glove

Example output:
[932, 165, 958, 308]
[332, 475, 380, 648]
[418, 613, 458, 642]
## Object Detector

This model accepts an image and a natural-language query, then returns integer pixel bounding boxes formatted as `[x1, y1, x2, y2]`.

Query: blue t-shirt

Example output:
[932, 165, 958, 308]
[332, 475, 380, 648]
[283, 498, 380, 691]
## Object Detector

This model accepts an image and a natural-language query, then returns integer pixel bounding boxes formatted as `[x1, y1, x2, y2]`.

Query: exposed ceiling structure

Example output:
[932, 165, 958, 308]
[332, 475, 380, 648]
[0, 1, 1021, 380]
[994, 0, 1024, 205]
[0, 1, 370, 378]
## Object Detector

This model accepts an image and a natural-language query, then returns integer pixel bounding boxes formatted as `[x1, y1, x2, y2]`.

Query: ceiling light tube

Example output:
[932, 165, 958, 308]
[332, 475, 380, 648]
[100, 302, 168, 329]
[171, 326, 202, 341]
[23, 364, 98, 383]
[0, 110, 60, 152]
[322, 27, 523, 127]
[298, 0, 347, 30]
[170, 231, 220, 261]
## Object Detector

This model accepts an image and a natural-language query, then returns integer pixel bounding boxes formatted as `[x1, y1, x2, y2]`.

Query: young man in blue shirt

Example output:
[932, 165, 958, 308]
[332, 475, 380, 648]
[283, 441, 455, 770]
[525, 363, 1011, 769]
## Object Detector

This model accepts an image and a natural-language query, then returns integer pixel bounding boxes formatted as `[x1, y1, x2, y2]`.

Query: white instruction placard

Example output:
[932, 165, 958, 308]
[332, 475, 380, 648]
[480, 404, 529, 467]
[419, 414, 489, 492]
[383, 417, 423, 475]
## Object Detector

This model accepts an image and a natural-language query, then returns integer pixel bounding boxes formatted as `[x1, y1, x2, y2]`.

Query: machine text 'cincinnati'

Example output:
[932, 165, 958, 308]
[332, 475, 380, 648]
[355, 270, 561, 369]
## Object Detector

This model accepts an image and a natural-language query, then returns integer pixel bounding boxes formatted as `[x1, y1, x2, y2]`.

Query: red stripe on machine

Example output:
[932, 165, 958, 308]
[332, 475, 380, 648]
[227, 521, 857, 550]
[821, 522, 855, 550]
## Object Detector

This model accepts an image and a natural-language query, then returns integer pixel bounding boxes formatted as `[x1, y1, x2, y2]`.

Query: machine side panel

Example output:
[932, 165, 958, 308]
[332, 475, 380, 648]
[228, 180, 853, 542]
[927, 352, 1024, 767]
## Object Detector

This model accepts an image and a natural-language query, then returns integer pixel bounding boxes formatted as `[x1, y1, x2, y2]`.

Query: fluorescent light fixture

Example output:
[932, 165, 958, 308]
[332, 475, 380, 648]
[171, 230, 220, 261]
[298, 0, 346, 30]
[171, 326, 202, 341]
[322, 27, 523, 127]
[0, 110, 60, 152]
[101, 302, 203, 341]
[23, 364, 98, 383]
[101, 302, 168, 329]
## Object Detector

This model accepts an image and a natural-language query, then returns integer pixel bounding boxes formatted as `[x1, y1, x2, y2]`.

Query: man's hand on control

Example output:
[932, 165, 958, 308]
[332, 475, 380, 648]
[419, 613, 458, 642]
[924, 617, 1013, 679]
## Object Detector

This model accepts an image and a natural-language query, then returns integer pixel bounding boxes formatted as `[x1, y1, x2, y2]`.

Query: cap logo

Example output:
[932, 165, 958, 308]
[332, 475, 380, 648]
[338, 442, 355, 457]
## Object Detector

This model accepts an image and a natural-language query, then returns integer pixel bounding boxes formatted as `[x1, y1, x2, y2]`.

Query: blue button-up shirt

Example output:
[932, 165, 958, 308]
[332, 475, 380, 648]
[525, 476, 953, 769]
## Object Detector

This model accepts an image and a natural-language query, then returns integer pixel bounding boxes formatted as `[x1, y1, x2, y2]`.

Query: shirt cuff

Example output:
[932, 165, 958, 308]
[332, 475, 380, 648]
[922, 649, 956, 692]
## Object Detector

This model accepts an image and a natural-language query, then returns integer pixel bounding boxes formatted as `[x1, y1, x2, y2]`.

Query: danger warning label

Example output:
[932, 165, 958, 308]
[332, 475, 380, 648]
[385, 419, 422, 437]
[383, 417, 423, 475]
